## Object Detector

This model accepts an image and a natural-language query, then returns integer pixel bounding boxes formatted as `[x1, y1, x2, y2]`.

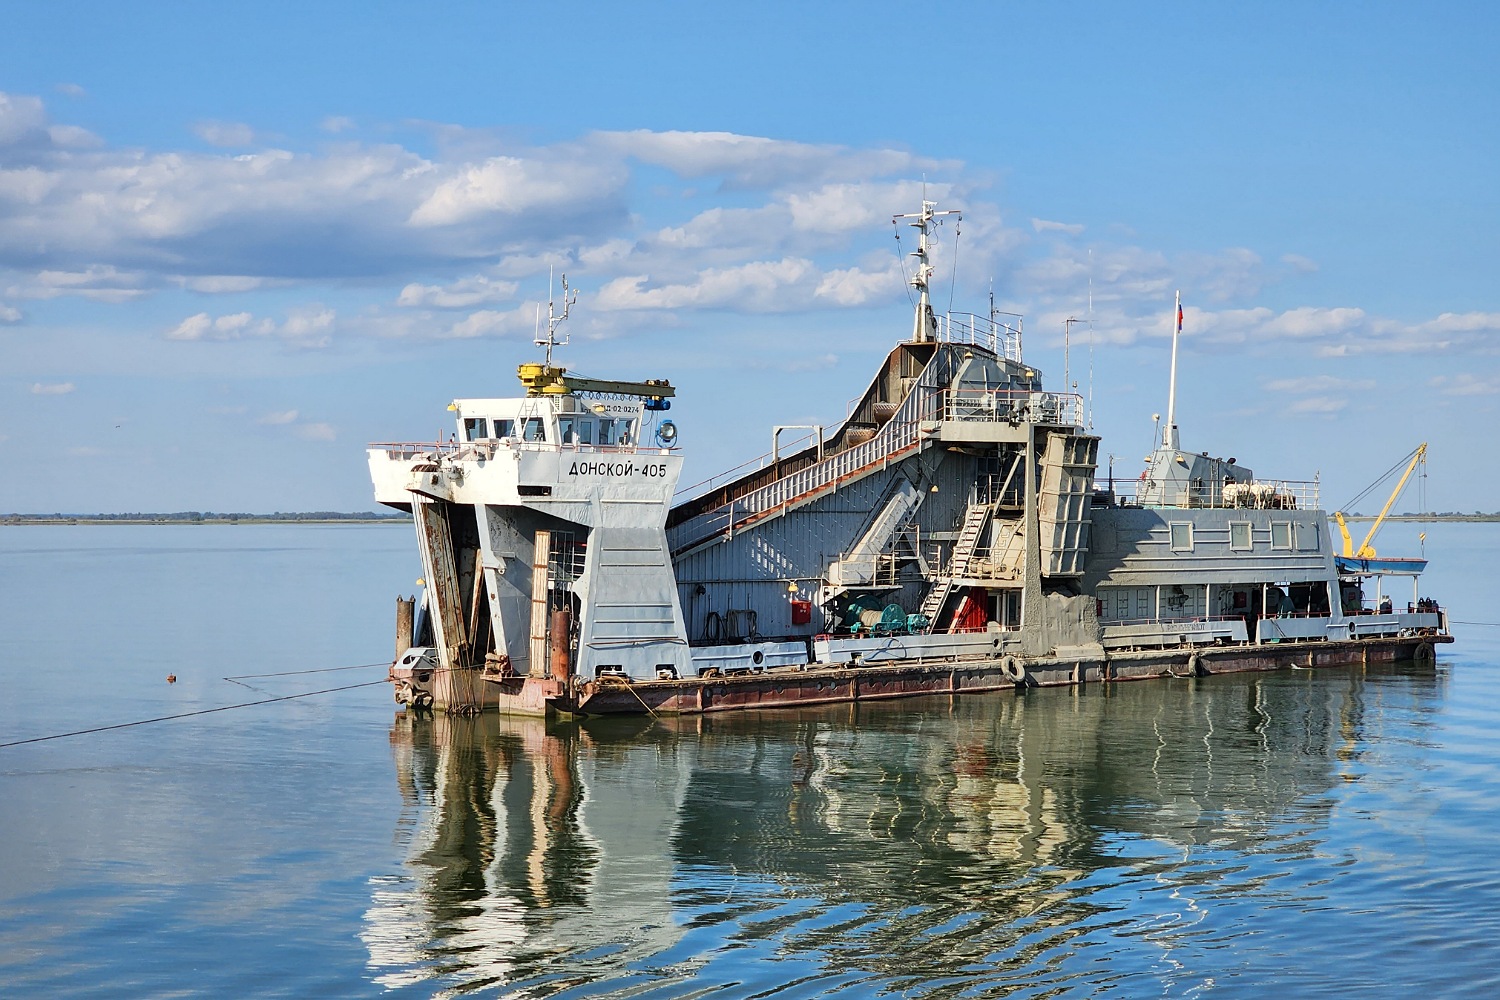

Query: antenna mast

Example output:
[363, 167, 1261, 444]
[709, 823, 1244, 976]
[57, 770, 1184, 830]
[535, 268, 578, 368]
[1164, 290, 1182, 450]
[893, 198, 961, 343]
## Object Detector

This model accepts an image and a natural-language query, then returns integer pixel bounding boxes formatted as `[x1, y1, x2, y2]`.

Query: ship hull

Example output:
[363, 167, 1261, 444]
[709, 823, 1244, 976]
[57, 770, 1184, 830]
[429, 632, 1449, 716]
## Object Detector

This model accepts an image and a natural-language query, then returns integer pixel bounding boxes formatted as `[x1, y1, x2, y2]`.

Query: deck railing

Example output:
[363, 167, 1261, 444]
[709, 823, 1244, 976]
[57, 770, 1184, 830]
[927, 387, 1085, 428]
[665, 345, 964, 552]
[1110, 478, 1322, 511]
[937, 312, 1023, 363]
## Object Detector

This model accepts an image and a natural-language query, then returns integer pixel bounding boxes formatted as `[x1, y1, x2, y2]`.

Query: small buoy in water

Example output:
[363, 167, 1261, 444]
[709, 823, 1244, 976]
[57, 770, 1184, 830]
[166, 674, 177, 684]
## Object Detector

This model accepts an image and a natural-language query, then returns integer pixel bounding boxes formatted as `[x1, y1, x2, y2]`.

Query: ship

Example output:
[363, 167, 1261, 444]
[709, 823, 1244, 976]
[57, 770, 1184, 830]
[367, 200, 1451, 715]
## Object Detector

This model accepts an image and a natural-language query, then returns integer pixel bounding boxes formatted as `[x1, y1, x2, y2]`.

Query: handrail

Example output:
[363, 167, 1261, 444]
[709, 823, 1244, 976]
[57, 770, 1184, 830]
[1110, 479, 1322, 511]
[666, 344, 966, 552]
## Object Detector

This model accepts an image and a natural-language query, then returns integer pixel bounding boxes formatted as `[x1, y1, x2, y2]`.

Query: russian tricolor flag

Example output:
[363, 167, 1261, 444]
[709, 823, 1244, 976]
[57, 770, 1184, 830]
[1177, 302, 1183, 333]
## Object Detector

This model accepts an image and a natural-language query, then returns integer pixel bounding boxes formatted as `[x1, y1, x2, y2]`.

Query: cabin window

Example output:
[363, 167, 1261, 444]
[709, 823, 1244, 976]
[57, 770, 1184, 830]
[597, 418, 618, 446]
[558, 416, 577, 444]
[614, 418, 636, 447]
[575, 419, 594, 445]
[463, 417, 486, 441]
[1270, 521, 1292, 550]
[1295, 521, 1319, 551]
[1230, 522, 1253, 551]
[1169, 522, 1193, 551]
[523, 417, 547, 442]
[494, 419, 515, 439]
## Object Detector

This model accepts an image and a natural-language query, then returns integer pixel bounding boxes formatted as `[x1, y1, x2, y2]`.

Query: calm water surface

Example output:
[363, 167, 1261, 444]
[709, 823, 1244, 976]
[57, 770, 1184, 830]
[2, 522, 1499, 997]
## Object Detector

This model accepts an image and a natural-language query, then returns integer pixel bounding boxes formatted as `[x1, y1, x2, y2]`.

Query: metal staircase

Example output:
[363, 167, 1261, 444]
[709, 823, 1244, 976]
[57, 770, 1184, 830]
[918, 501, 992, 626]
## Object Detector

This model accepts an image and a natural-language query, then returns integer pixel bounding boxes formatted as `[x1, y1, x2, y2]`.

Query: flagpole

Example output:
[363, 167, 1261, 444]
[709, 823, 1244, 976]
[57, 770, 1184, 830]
[1165, 290, 1181, 450]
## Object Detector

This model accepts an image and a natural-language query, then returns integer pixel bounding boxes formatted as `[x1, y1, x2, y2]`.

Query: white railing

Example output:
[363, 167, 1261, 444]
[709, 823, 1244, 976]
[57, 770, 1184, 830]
[666, 340, 1098, 553]
[938, 312, 1023, 363]
[1111, 478, 1322, 511]
[929, 388, 1084, 428]
[666, 345, 967, 552]
[369, 440, 459, 461]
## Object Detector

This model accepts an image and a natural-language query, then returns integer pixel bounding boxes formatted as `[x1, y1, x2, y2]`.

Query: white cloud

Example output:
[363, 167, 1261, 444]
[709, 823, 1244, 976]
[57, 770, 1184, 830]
[814, 259, 904, 306]
[1429, 373, 1500, 396]
[592, 130, 953, 190]
[0, 303, 20, 323]
[408, 155, 623, 227]
[31, 381, 75, 395]
[192, 121, 257, 148]
[595, 258, 818, 312]
[180, 275, 266, 294]
[440, 304, 537, 339]
[397, 274, 518, 309]
[166, 311, 255, 341]
[55, 83, 87, 98]
[1263, 375, 1376, 394]
[1031, 217, 1085, 235]
[0, 92, 47, 146]
[258, 409, 298, 425]
[164, 307, 331, 346]
[1282, 253, 1319, 273]
[14, 265, 149, 302]
[321, 116, 355, 134]
[294, 422, 337, 441]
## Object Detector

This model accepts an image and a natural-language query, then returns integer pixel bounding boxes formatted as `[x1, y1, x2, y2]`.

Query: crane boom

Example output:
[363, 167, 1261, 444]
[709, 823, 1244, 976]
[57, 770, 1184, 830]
[1348, 443, 1427, 558]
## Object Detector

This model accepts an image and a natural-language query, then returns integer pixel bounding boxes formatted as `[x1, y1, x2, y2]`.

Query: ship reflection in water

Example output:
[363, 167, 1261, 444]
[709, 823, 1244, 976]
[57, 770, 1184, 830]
[364, 663, 1445, 996]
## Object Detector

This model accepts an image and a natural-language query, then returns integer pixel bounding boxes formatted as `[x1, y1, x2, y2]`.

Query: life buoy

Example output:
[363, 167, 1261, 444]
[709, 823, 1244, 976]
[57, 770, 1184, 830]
[1413, 641, 1436, 667]
[1001, 655, 1027, 684]
[1187, 650, 1204, 676]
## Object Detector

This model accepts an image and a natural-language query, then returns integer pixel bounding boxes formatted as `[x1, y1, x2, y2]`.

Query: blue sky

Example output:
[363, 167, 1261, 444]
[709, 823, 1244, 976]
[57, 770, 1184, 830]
[2, 1, 1495, 514]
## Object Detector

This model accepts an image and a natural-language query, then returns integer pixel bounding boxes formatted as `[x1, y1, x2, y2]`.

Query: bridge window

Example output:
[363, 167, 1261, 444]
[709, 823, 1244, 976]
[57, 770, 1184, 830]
[1271, 521, 1292, 550]
[1169, 522, 1193, 551]
[1230, 522, 1252, 551]
[494, 418, 515, 439]
[558, 416, 577, 444]
[523, 417, 547, 442]
[463, 417, 486, 441]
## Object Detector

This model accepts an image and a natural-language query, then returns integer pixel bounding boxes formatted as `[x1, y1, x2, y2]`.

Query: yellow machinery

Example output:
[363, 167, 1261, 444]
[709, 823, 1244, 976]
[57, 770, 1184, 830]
[1334, 443, 1427, 558]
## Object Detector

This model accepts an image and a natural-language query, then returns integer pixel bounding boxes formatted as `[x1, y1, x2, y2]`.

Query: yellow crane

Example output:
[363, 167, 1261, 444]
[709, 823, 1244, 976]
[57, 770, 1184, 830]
[1333, 443, 1427, 558]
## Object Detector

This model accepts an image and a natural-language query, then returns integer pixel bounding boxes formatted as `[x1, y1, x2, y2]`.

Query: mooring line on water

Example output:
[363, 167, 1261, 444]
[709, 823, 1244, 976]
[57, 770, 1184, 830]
[0, 679, 389, 749]
[223, 661, 387, 680]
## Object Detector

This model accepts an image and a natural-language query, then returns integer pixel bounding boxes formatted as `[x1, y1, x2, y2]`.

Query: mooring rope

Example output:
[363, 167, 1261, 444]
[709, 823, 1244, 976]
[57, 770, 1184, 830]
[223, 661, 387, 680]
[0, 678, 388, 749]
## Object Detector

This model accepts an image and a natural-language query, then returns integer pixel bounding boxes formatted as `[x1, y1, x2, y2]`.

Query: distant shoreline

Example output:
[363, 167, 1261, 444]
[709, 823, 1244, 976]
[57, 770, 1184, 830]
[2, 514, 407, 526]
[4, 512, 1497, 526]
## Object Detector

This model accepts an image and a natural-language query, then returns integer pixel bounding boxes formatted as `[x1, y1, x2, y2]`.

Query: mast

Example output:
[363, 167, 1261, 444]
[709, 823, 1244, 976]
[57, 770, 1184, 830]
[534, 269, 577, 368]
[1164, 290, 1182, 450]
[893, 199, 961, 342]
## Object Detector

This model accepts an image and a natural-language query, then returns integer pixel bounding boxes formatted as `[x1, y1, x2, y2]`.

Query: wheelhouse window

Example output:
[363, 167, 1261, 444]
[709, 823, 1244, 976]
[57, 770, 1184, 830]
[494, 418, 515, 439]
[523, 417, 547, 442]
[557, 417, 596, 446]
[463, 417, 487, 441]
[1230, 522, 1253, 551]
[1169, 522, 1193, 551]
[1270, 521, 1292, 550]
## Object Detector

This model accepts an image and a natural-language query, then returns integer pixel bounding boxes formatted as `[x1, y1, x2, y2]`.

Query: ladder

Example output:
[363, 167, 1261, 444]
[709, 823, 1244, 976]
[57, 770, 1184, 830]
[918, 501, 992, 626]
